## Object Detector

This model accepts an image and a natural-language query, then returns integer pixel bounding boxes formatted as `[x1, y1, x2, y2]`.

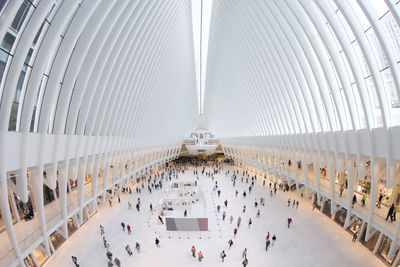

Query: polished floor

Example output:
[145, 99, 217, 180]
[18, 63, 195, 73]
[43, 164, 384, 267]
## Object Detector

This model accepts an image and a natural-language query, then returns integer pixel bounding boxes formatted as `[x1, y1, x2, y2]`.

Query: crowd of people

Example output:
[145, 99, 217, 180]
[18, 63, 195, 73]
[71, 157, 301, 266]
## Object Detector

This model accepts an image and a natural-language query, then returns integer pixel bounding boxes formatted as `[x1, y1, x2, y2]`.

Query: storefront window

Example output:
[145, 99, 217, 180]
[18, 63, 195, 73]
[85, 173, 92, 184]
[69, 179, 77, 191]
[50, 231, 66, 250]
[347, 218, 362, 234]
[23, 255, 35, 267]
[377, 236, 396, 264]
[32, 247, 49, 265]
[334, 208, 347, 226]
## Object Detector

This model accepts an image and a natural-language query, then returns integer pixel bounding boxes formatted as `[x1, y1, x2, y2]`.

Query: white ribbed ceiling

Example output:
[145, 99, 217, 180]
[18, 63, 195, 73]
[205, 0, 400, 138]
[0, 0, 400, 140]
[0, 0, 197, 144]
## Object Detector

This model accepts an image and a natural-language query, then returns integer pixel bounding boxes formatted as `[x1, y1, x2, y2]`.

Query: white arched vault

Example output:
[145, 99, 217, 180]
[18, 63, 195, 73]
[1, 0, 400, 266]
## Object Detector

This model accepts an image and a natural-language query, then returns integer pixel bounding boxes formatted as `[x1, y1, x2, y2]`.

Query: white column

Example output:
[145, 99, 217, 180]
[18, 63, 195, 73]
[0, 172, 24, 266]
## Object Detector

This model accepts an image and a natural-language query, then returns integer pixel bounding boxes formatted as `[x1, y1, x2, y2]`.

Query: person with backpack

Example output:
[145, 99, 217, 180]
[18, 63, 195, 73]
[114, 257, 121, 267]
[266, 239, 271, 251]
[71, 256, 79, 267]
[228, 239, 234, 248]
[125, 245, 132, 256]
[242, 248, 247, 258]
[237, 217, 242, 228]
[191, 246, 196, 257]
[106, 251, 113, 262]
[220, 250, 226, 262]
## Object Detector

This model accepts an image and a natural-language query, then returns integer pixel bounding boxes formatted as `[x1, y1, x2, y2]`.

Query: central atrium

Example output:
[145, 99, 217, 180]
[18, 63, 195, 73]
[0, 0, 400, 266]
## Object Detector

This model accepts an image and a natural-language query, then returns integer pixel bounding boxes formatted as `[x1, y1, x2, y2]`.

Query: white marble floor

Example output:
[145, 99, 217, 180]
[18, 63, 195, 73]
[43, 164, 384, 267]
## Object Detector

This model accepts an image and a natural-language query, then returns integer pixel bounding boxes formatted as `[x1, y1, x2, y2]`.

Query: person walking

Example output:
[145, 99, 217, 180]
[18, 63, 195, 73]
[109, 199, 112, 207]
[155, 237, 160, 247]
[114, 257, 121, 267]
[135, 242, 140, 253]
[242, 205, 246, 213]
[184, 209, 187, 216]
[386, 204, 395, 221]
[257, 209, 260, 217]
[296, 200, 299, 209]
[198, 251, 203, 262]
[127, 224, 131, 235]
[191, 246, 196, 257]
[71, 256, 79, 267]
[242, 257, 248, 267]
[242, 248, 247, 259]
[352, 231, 358, 242]
[106, 250, 113, 262]
[150, 203, 153, 211]
[224, 199, 228, 207]
[272, 234, 276, 246]
[218, 189, 221, 197]
[339, 184, 344, 197]
[230, 215, 234, 224]
[248, 218, 252, 228]
[352, 195, 357, 207]
[118, 195, 120, 203]
[222, 211, 226, 220]
[266, 232, 270, 241]
[100, 225, 105, 235]
[136, 203, 140, 211]
[362, 193, 367, 207]
[228, 239, 234, 248]
[125, 245, 133, 256]
[220, 250, 226, 262]
[287, 198, 291, 207]
[266, 239, 271, 251]
[234, 228, 238, 238]
[237, 217, 242, 228]
[393, 205, 397, 222]
[377, 193, 383, 208]
[287, 217, 292, 228]
[121, 222, 125, 231]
